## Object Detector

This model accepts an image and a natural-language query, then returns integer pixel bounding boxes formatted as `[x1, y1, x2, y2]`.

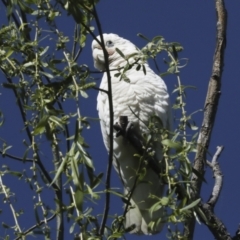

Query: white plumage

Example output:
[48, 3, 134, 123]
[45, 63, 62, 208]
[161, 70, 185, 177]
[92, 33, 171, 235]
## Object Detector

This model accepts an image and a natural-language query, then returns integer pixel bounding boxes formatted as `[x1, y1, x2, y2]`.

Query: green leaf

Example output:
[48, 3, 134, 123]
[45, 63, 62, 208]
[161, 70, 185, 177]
[49, 116, 64, 129]
[40, 71, 54, 79]
[152, 36, 164, 43]
[71, 155, 80, 187]
[50, 156, 68, 186]
[136, 64, 141, 71]
[172, 85, 197, 94]
[114, 72, 121, 78]
[80, 90, 88, 98]
[23, 62, 35, 67]
[18, 1, 33, 14]
[108, 232, 124, 240]
[33, 115, 49, 135]
[126, 52, 139, 59]
[142, 64, 146, 75]
[160, 71, 171, 77]
[34, 207, 40, 224]
[115, 48, 125, 59]
[149, 201, 162, 218]
[137, 33, 151, 42]
[74, 188, 83, 212]
[160, 197, 169, 206]
[3, 49, 14, 59]
[2, 222, 10, 229]
[39, 46, 49, 56]
[2, 83, 18, 90]
[167, 66, 177, 74]
[161, 139, 182, 151]
[195, 207, 209, 224]
[107, 189, 125, 198]
[186, 121, 198, 131]
[69, 222, 76, 234]
[179, 198, 201, 213]
[91, 173, 104, 189]
[8, 171, 23, 178]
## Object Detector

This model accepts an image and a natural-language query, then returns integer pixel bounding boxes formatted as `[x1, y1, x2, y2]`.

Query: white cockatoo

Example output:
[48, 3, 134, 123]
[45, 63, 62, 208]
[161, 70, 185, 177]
[92, 33, 171, 235]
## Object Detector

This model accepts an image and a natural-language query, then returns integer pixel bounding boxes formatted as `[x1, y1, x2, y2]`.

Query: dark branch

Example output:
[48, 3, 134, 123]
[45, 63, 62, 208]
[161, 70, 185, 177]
[184, 0, 227, 238]
[1, 70, 59, 192]
[14, 214, 56, 240]
[90, 2, 115, 236]
[200, 202, 231, 240]
[0, 150, 35, 163]
[52, 143, 64, 240]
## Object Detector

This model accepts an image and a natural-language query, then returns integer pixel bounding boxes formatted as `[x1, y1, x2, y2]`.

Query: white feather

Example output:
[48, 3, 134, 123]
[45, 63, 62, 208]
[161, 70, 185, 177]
[92, 33, 171, 235]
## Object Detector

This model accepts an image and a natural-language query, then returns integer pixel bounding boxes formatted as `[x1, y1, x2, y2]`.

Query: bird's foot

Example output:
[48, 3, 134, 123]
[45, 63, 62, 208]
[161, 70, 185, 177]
[113, 116, 134, 138]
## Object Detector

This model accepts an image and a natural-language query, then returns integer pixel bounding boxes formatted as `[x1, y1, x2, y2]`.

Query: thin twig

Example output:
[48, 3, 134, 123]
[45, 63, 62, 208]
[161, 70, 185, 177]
[72, 23, 78, 58]
[92, 86, 108, 94]
[73, 47, 83, 62]
[0, 175, 22, 233]
[184, 0, 227, 238]
[14, 213, 56, 240]
[52, 139, 64, 240]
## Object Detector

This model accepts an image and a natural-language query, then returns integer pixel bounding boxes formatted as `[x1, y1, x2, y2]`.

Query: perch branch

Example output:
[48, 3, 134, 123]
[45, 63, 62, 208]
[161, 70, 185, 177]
[184, 0, 227, 238]
[200, 201, 231, 240]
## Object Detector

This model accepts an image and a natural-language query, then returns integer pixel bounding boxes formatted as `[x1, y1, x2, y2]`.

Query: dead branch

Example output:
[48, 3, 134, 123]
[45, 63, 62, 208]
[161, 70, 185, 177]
[184, 0, 227, 238]
[198, 146, 231, 240]
[207, 146, 224, 207]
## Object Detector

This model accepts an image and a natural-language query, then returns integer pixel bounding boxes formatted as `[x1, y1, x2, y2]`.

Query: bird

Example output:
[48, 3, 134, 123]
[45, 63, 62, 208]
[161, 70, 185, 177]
[92, 33, 171, 235]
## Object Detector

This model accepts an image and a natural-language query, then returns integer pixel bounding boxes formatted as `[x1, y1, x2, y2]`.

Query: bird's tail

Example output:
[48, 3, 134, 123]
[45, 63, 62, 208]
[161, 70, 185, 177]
[125, 196, 165, 235]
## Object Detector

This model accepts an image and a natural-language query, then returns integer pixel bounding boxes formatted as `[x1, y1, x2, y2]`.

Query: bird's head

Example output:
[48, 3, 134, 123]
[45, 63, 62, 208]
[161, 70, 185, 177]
[92, 33, 140, 71]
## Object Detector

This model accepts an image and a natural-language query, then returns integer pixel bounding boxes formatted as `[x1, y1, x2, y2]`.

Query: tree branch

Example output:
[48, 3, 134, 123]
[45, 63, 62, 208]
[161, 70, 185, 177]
[90, 2, 115, 236]
[1, 71, 59, 192]
[200, 202, 231, 240]
[197, 146, 231, 240]
[0, 150, 35, 163]
[184, 0, 227, 238]
[52, 141, 64, 240]
[206, 146, 224, 207]
[14, 213, 56, 240]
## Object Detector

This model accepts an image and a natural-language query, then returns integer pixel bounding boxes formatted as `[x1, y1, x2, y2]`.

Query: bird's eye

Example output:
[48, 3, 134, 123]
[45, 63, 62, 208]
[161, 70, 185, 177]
[106, 40, 114, 47]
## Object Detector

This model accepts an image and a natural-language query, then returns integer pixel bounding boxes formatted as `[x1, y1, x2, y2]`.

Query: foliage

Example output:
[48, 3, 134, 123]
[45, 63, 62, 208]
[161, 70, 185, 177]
[0, 1, 203, 240]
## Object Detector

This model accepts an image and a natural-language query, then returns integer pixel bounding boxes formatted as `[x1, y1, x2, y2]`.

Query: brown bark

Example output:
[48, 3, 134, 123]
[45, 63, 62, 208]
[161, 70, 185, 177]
[183, 0, 227, 239]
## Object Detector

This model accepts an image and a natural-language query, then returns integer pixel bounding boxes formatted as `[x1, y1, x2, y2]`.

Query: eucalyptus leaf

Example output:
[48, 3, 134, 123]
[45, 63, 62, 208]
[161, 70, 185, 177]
[179, 198, 201, 213]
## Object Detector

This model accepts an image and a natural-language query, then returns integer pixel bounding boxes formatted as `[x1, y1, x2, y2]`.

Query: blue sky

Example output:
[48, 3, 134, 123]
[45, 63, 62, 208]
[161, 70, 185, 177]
[0, 1, 240, 239]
